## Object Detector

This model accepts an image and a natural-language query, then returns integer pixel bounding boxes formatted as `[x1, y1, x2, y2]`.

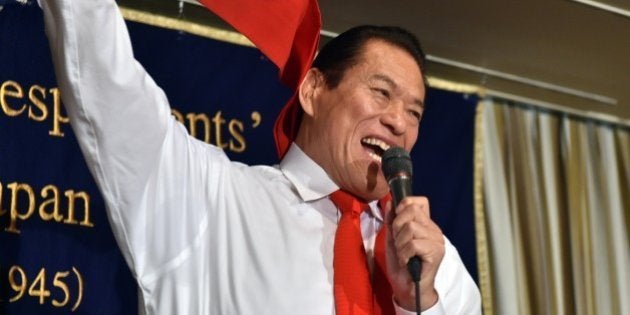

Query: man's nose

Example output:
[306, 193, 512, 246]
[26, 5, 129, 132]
[380, 103, 407, 135]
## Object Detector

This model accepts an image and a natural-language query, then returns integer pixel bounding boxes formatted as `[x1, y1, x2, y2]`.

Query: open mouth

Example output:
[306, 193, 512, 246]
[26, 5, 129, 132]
[361, 137, 391, 163]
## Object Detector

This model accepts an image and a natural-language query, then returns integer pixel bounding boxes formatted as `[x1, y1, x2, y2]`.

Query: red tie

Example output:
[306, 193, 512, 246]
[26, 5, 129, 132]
[330, 191, 396, 315]
[374, 195, 394, 315]
[330, 190, 374, 315]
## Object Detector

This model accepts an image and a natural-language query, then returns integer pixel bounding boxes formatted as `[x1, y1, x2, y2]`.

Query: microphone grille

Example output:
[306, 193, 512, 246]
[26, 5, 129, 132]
[381, 147, 413, 180]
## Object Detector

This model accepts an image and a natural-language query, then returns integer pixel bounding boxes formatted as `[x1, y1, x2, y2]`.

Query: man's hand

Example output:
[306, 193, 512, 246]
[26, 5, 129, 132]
[385, 196, 445, 311]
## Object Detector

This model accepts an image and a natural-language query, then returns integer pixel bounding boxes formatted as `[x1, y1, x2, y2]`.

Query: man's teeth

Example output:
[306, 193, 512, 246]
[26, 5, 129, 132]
[368, 152, 382, 163]
[362, 137, 391, 163]
[361, 138, 391, 152]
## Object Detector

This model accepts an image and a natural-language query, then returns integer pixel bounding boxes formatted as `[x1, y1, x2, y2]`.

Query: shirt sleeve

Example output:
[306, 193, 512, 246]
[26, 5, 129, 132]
[39, 0, 228, 284]
[394, 297, 446, 315]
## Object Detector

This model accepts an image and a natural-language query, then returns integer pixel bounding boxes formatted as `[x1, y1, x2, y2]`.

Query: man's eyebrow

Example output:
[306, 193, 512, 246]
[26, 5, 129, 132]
[371, 74, 425, 108]
[371, 74, 397, 88]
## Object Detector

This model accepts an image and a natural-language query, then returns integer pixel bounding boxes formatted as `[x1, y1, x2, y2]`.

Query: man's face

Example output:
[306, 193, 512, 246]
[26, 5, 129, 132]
[298, 39, 426, 201]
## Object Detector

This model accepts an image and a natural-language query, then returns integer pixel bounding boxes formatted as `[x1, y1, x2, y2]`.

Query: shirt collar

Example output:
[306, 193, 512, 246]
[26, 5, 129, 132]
[280, 143, 338, 202]
[280, 143, 384, 221]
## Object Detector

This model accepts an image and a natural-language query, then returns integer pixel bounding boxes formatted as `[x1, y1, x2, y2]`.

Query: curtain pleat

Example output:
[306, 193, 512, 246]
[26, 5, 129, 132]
[478, 98, 629, 315]
[481, 101, 520, 314]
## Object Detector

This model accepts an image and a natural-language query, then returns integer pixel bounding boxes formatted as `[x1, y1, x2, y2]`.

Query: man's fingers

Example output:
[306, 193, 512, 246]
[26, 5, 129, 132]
[390, 197, 434, 240]
[394, 221, 425, 250]
[396, 238, 445, 268]
[393, 221, 442, 250]
[395, 196, 430, 217]
[388, 196, 444, 268]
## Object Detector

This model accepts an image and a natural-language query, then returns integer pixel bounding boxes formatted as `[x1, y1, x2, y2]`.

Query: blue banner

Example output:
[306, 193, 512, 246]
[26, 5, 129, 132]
[1, 3, 477, 314]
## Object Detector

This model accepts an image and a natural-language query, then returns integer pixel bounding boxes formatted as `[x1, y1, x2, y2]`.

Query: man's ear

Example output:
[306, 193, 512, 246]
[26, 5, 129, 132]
[298, 68, 325, 117]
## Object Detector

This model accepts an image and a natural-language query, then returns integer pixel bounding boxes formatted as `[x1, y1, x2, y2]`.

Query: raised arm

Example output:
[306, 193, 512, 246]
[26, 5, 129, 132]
[39, 0, 226, 279]
[40, 0, 172, 203]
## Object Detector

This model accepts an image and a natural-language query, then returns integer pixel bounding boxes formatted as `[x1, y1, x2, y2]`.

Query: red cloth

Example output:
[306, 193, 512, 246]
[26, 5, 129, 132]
[197, 0, 321, 158]
[330, 190, 395, 315]
[330, 190, 374, 314]
[375, 194, 395, 315]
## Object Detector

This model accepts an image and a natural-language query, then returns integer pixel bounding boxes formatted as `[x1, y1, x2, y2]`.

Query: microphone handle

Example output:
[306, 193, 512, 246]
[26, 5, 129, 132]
[389, 176, 422, 283]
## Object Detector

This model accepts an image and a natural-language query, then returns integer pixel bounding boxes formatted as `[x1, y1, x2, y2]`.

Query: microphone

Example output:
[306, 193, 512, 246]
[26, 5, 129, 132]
[381, 147, 422, 283]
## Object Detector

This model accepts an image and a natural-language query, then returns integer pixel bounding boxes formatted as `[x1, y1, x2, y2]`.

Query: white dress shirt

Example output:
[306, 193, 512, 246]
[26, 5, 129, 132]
[40, 0, 481, 314]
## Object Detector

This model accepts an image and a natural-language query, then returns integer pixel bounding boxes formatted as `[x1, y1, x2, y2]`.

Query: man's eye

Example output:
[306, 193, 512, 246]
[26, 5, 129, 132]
[372, 88, 390, 99]
[409, 110, 422, 121]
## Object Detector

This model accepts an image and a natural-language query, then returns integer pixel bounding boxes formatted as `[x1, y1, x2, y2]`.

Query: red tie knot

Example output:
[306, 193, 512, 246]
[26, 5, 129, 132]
[330, 190, 369, 216]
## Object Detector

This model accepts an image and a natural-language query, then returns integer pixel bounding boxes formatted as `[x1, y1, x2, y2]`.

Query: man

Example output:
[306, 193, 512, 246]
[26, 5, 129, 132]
[40, 0, 480, 314]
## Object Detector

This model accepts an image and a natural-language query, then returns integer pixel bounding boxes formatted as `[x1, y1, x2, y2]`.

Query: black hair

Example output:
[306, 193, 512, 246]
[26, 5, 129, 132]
[312, 25, 427, 88]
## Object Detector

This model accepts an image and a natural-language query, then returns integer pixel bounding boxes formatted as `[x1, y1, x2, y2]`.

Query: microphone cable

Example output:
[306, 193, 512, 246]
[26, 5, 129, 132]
[409, 258, 422, 315]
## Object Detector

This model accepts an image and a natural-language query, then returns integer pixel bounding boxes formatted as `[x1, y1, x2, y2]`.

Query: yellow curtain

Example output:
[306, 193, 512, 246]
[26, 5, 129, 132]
[476, 98, 629, 315]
